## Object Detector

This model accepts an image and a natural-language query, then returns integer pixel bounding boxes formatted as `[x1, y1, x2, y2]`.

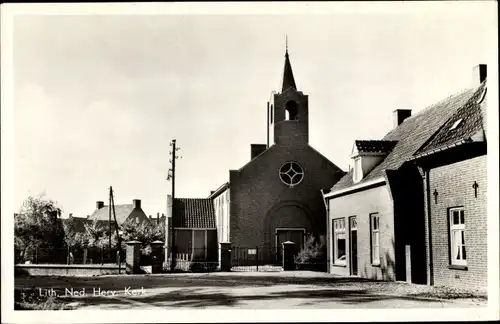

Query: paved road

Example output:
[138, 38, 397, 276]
[15, 272, 486, 309]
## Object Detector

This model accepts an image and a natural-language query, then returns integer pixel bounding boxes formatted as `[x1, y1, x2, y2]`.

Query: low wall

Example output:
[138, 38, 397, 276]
[15, 264, 122, 277]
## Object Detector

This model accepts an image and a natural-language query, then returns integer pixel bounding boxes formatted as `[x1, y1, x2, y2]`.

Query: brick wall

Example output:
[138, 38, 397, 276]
[271, 88, 309, 145]
[229, 142, 344, 257]
[15, 264, 121, 277]
[429, 155, 487, 291]
[328, 183, 395, 280]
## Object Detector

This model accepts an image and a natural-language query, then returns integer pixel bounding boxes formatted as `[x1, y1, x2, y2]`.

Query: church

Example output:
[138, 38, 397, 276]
[167, 47, 345, 265]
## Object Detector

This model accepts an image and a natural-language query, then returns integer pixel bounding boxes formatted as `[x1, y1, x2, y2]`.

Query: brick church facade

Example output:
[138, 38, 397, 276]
[207, 49, 345, 263]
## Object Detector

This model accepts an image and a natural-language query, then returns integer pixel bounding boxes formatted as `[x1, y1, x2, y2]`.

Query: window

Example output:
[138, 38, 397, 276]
[370, 214, 380, 265]
[285, 101, 298, 120]
[450, 118, 463, 130]
[353, 157, 362, 183]
[449, 208, 466, 266]
[279, 161, 304, 188]
[333, 218, 346, 265]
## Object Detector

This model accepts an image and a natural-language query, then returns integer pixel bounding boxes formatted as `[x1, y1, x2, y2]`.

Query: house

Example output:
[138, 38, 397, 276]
[323, 64, 487, 285]
[65, 199, 151, 233]
[165, 196, 218, 261]
[62, 214, 89, 233]
[411, 65, 487, 290]
[89, 199, 150, 228]
[148, 213, 167, 226]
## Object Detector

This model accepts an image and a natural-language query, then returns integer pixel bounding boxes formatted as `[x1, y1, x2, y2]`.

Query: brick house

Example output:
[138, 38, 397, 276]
[205, 48, 345, 264]
[323, 65, 487, 284]
[65, 199, 151, 233]
[89, 199, 150, 228]
[411, 66, 487, 290]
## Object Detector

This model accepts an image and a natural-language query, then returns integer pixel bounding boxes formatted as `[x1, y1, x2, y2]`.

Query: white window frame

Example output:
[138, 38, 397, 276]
[370, 213, 380, 266]
[450, 118, 463, 130]
[333, 218, 346, 265]
[449, 207, 466, 266]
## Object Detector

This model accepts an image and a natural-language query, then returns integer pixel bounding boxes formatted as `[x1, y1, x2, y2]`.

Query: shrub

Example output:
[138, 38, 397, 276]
[189, 261, 219, 273]
[294, 234, 326, 271]
[14, 288, 72, 310]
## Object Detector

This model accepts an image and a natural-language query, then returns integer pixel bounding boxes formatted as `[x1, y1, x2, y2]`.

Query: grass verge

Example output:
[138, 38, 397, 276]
[14, 288, 74, 310]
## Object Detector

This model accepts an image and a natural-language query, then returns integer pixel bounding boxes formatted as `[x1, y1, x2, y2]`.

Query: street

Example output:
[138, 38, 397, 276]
[15, 271, 487, 309]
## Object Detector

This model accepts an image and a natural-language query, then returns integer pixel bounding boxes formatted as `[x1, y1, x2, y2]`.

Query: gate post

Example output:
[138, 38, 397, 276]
[405, 245, 412, 283]
[282, 241, 295, 271]
[126, 241, 142, 274]
[151, 240, 164, 274]
[220, 242, 232, 272]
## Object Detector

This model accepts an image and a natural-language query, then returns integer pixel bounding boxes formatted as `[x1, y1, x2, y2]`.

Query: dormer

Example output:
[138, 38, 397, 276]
[351, 140, 398, 183]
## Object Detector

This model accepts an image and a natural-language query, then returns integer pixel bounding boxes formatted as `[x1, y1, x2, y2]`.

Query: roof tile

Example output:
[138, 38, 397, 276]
[416, 81, 487, 155]
[173, 198, 215, 228]
[332, 86, 477, 192]
[354, 140, 398, 154]
[89, 204, 135, 225]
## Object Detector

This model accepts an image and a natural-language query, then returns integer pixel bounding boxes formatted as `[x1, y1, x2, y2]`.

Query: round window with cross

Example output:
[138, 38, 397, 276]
[279, 161, 304, 188]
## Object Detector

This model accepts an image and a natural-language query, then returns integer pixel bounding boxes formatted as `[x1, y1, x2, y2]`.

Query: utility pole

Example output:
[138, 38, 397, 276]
[108, 188, 112, 251]
[109, 186, 121, 250]
[167, 139, 181, 272]
[109, 186, 121, 272]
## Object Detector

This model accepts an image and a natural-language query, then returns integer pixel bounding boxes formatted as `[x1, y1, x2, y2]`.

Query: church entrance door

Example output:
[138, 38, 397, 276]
[276, 228, 305, 263]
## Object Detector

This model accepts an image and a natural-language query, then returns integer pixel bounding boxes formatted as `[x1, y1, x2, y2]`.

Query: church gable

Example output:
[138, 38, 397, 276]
[231, 143, 343, 189]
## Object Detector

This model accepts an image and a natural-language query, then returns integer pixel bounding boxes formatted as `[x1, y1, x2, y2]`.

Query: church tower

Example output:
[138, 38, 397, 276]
[267, 45, 309, 147]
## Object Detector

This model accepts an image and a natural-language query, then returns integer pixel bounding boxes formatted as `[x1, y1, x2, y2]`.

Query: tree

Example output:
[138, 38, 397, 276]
[14, 196, 65, 262]
[82, 218, 107, 248]
[120, 219, 164, 248]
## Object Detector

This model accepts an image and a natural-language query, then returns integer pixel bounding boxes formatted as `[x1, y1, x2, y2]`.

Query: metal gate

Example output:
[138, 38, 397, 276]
[231, 246, 283, 272]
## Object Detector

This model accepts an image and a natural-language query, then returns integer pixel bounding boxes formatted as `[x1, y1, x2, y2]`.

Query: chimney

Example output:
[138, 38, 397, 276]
[149, 215, 152, 220]
[133, 199, 141, 209]
[251, 144, 267, 160]
[393, 109, 412, 128]
[96, 201, 104, 209]
[87, 215, 90, 219]
[69, 213, 73, 218]
[472, 64, 487, 86]
[157, 212, 160, 224]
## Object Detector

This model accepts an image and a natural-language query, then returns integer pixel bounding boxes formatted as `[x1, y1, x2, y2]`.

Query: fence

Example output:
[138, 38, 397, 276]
[231, 246, 283, 272]
[20, 246, 125, 266]
[230, 245, 327, 272]
[166, 248, 219, 273]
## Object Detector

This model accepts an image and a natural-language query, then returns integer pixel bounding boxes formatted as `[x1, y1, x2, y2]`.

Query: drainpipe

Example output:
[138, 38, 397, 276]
[320, 189, 330, 273]
[423, 169, 434, 286]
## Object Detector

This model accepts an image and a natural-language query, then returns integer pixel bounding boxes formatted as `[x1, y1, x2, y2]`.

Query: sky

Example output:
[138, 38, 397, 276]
[5, 2, 497, 219]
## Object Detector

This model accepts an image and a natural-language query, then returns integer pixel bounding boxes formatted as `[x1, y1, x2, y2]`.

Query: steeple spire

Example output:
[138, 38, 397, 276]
[282, 36, 296, 92]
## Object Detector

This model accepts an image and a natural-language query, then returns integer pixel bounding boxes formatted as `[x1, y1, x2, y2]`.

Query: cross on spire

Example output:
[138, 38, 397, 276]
[282, 35, 297, 92]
